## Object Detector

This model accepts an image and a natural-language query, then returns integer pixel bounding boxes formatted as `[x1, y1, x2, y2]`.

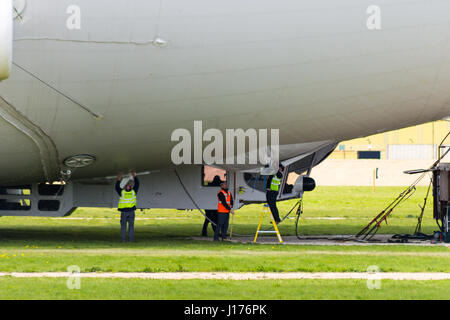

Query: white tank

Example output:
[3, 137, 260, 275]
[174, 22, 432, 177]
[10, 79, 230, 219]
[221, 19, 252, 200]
[0, 0, 12, 81]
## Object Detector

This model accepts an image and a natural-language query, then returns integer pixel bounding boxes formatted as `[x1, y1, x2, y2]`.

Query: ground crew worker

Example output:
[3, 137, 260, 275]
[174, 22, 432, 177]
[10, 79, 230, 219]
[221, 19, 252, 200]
[214, 181, 234, 241]
[202, 209, 217, 237]
[116, 170, 140, 243]
[201, 175, 222, 237]
[266, 164, 284, 224]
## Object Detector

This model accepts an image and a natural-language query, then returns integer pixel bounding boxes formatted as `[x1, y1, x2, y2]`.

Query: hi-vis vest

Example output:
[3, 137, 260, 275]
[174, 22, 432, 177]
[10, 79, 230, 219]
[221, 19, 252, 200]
[269, 175, 281, 192]
[217, 190, 232, 213]
[118, 190, 137, 209]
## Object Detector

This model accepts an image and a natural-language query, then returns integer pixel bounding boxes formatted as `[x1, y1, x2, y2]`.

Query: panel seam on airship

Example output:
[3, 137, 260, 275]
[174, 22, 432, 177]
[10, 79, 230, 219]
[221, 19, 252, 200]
[12, 62, 103, 120]
[14, 38, 167, 47]
[0, 96, 60, 182]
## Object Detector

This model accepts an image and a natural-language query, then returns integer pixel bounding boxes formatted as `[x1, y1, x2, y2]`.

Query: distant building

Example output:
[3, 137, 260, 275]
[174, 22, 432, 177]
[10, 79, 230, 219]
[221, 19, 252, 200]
[330, 120, 450, 161]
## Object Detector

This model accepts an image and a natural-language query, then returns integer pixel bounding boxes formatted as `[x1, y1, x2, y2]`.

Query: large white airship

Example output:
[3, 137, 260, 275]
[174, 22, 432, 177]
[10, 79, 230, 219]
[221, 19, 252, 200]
[0, 0, 449, 217]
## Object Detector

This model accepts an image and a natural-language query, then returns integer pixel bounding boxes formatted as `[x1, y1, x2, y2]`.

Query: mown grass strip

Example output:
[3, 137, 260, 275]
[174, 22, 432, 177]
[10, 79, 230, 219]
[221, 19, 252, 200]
[0, 278, 449, 300]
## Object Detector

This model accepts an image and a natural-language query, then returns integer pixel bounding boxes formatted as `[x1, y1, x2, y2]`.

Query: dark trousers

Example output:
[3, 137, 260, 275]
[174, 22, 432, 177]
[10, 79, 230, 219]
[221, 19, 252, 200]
[266, 190, 281, 222]
[120, 211, 135, 242]
[214, 212, 230, 241]
[202, 209, 217, 236]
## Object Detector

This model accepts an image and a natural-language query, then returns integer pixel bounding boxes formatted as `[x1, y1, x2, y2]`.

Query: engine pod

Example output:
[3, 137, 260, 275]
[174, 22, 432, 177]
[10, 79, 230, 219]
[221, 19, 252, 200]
[293, 176, 316, 195]
[0, 0, 13, 81]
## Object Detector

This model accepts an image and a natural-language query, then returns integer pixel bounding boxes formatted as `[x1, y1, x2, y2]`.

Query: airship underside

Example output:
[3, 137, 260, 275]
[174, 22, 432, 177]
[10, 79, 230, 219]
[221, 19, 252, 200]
[0, 0, 449, 216]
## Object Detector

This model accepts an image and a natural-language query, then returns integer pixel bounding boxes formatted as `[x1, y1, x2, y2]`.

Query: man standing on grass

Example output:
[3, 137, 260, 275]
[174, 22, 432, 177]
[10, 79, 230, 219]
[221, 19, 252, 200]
[116, 170, 140, 243]
[201, 175, 223, 237]
[214, 181, 234, 241]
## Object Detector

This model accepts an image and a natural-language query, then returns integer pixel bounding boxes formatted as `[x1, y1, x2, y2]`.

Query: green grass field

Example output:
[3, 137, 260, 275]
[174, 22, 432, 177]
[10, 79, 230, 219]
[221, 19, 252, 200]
[1, 278, 449, 300]
[0, 186, 449, 300]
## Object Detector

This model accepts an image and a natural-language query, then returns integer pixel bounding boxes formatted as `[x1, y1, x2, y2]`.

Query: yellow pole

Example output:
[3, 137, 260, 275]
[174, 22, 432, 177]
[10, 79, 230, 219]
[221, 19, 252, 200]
[373, 169, 376, 193]
[230, 213, 234, 239]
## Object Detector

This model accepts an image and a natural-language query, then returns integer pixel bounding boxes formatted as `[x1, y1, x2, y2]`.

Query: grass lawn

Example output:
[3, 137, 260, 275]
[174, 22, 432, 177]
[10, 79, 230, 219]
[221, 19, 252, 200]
[0, 278, 449, 300]
[0, 186, 448, 299]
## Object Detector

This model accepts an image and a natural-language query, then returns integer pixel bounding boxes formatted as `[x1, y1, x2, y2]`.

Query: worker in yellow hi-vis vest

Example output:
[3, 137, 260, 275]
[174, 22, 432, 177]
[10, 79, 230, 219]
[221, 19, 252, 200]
[265, 164, 284, 224]
[116, 170, 140, 243]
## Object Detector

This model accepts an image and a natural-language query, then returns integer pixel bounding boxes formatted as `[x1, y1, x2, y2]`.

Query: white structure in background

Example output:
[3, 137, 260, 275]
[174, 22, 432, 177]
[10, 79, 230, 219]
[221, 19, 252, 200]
[387, 145, 437, 160]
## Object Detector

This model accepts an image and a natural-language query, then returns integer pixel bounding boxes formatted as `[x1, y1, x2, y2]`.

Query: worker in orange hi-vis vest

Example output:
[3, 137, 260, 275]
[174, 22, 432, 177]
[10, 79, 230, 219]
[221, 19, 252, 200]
[214, 181, 234, 241]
